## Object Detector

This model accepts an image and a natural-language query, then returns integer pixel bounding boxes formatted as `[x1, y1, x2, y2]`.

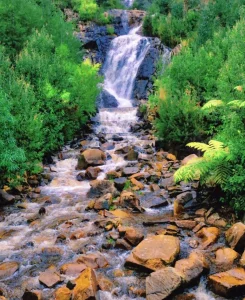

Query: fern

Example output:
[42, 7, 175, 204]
[202, 100, 224, 111]
[174, 140, 231, 185]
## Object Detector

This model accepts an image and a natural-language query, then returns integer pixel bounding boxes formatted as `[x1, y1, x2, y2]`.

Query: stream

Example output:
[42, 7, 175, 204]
[0, 10, 242, 300]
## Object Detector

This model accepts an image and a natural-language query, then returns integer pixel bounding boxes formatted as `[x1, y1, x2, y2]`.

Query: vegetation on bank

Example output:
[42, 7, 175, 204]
[0, 0, 102, 186]
[146, 0, 245, 211]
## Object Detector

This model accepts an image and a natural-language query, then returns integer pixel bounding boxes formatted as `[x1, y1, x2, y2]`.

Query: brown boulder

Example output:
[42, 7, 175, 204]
[124, 228, 144, 246]
[225, 222, 245, 253]
[119, 191, 144, 212]
[54, 286, 72, 300]
[175, 220, 197, 230]
[73, 268, 98, 300]
[39, 268, 62, 288]
[181, 154, 198, 166]
[76, 252, 109, 269]
[196, 227, 219, 249]
[88, 180, 116, 198]
[146, 267, 182, 300]
[130, 178, 144, 190]
[85, 167, 101, 180]
[240, 250, 245, 267]
[175, 251, 208, 283]
[97, 274, 113, 291]
[125, 149, 138, 161]
[209, 267, 245, 297]
[215, 248, 239, 268]
[22, 290, 42, 300]
[94, 193, 112, 210]
[76, 149, 106, 170]
[125, 235, 180, 271]
[0, 261, 19, 280]
[0, 189, 15, 205]
[60, 263, 87, 276]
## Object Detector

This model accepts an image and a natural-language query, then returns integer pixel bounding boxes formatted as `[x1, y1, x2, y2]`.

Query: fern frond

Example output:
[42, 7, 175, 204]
[227, 100, 244, 108]
[187, 142, 210, 152]
[202, 100, 224, 110]
[208, 140, 225, 150]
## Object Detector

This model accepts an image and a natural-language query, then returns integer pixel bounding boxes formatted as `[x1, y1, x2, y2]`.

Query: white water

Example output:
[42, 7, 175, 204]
[103, 26, 150, 108]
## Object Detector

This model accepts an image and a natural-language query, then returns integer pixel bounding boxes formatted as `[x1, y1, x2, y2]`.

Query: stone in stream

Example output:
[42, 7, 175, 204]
[97, 273, 114, 291]
[85, 166, 101, 180]
[0, 261, 19, 280]
[125, 148, 139, 161]
[114, 177, 127, 191]
[119, 191, 144, 212]
[76, 149, 106, 170]
[146, 267, 183, 300]
[241, 250, 245, 266]
[93, 193, 113, 210]
[196, 227, 220, 249]
[225, 222, 245, 253]
[122, 167, 139, 176]
[60, 263, 87, 276]
[39, 267, 62, 288]
[76, 252, 109, 269]
[124, 227, 144, 246]
[73, 268, 98, 300]
[115, 238, 133, 250]
[112, 134, 123, 141]
[139, 192, 168, 209]
[0, 189, 15, 205]
[208, 267, 245, 297]
[54, 286, 72, 300]
[125, 235, 180, 271]
[181, 154, 198, 166]
[22, 290, 42, 300]
[215, 248, 239, 269]
[87, 180, 116, 198]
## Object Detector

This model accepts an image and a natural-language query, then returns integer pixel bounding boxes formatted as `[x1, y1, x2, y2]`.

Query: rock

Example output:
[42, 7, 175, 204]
[175, 220, 197, 230]
[98, 90, 118, 108]
[196, 227, 220, 249]
[181, 154, 198, 166]
[88, 180, 116, 198]
[22, 290, 42, 300]
[109, 209, 131, 219]
[60, 263, 87, 276]
[173, 200, 184, 216]
[189, 239, 199, 249]
[166, 153, 177, 161]
[146, 267, 182, 300]
[122, 167, 139, 176]
[114, 177, 127, 191]
[130, 178, 144, 190]
[70, 229, 86, 240]
[54, 286, 72, 300]
[125, 149, 138, 161]
[225, 222, 245, 253]
[0, 189, 15, 205]
[119, 191, 144, 212]
[206, 213, 227, 227]
[125, 235, 180, 271]
[94, 193, 112, 210]
[85, 167, 101, 179]
[97, 274, 113, 291]
[215, 248, 239, 268]
[39, 268, 62, 288]
[195, 208, 207, 217]
[140, 192, 168, 209]
[192, 222, 206, 233]
[175, 251, 208, 283]
[159, 176, 174, 189]
[106, 170, 121, 179]
[112, 134, 123, 141]
[240, 250, 245, 267]
[209, 267, 245, 297]
[73, 268, 98, 300]
[76, 252, 108, 269]
[124, 228, 144, 246]
[0, 261, 19, 280]
[76, 149, 106, 170]
[115, 238, 132, 250]
[175, 191, 196, 205]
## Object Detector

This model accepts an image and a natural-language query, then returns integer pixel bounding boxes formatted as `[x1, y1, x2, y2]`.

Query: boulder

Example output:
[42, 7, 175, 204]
[196, 227, 220, 249]
[94, 193, 113, 210]
[125, 235, 180, 271]
[225, 222, 245, 253]
[54, 286, 72, 300]
[124, 228, 144, 246]
[97, 274, 113, 291]
[125, 149, 138, 161]
[76, 252, 109, 269]
[87, 180, 116, 198]
[122, 167, 139, 176]
[209, 267, 245, 297]
[115, 239, 132, 250]
[114, 177, 127, 191]
[73, 268, 98, 300]
[175, 251, 208, 283]
[215, 248, 239, 268]
[39, 268, 62, 288]
[175, 191, 196, 205]
[146, 267, 182, 300]
[240, 250, 245, 267]
[181, 154, 198, 166]
[0, 261, 19, 280]
[60, 263, 87, 276]
[85, 167, 101, 180]
[76, 149, 106, 170]
[130, 178, 144, 190]
[0, 189, 15, 205]
[140, 192, 168, 209]
[119, 191, 144, 212]
[22, 290, 42, 300]
[175, 220, 197, 230]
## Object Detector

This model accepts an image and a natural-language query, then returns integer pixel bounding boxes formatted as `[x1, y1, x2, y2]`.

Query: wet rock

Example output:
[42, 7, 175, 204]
[76, 149, 106, 170]
[146, 267, 182, 300]
[192, 222, 206, 233]
[125, 149, 138, 161]
[22, 290, 42, 300]
[76, 252, 109, 269]
[70, 229, 86, 240]
[181, 154, 198, 166]
[175, 251, 208, 283]
[124, 228, 144, 246]
[0, 189, 15, 205]
[130, 177, 144, 190]
[88, 180, 116, 198]
[112, 134, 123, 141]
[166, 153, 177, 161]
[122, 167, 139, 176]
[97, 274, 113, 291]
[60, 263, 87, 276]
[173, 294, 196, 300]
[215, 248, 239, 269]
[175, 191, 196, 205]
[39, 268, 62, 288]
[159, 176, 174, 189]
[208, 267, 245, 297]
[175, 220, 197, 230]
[114, 177, 127, 191]
[189, 239, 199, 249]
[54, 286, 72, 300]
[140, 192, 168, 209]
[196, 227, 220, 249]
[225, 222, 245, 253]
[106, 170, 121, 179]
[73, 268, 98, 300]
[94, 193, 113, 210]
[0, 261, 19, 280]
[119, 191, 144, 212]
[173, 200, 184, 217]
[85, 167, 101, 180]
[195, 208, 207, 217]
[125, 235, 180, 271]
[98, 90, 118, 108]
[115, 238, 133, 250]
[240, 250, 245, 267]
[206, 213, 227, 227]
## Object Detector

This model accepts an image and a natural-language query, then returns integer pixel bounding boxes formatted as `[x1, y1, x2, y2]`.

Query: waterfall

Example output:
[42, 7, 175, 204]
[102, 26, 150, 108]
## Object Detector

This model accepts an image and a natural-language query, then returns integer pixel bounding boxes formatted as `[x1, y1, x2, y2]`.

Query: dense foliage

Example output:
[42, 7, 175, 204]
[0, 0, 101, 186]
[148, 0, 245, 210]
